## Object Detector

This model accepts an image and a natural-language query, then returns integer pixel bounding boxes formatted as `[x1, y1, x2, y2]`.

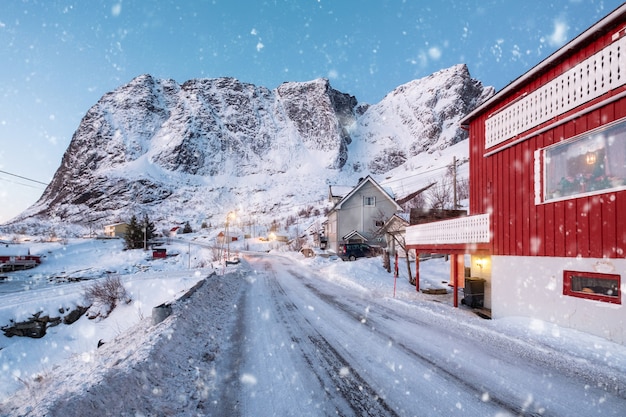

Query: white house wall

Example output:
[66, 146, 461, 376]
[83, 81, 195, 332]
[336, 181, 397, 249]
[327, 211, 338, 253]
[491, 255, 626, 345]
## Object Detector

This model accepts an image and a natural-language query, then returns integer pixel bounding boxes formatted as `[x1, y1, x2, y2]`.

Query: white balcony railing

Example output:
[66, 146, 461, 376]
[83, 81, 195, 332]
[485, 34, 626, 149]
[405, 213, 491, 246]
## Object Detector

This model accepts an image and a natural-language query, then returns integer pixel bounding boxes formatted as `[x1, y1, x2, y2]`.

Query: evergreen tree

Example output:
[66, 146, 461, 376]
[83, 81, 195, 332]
[183, 221, 193, 234]
[124, 214, 156, 250]
[124, 215, 141, 250]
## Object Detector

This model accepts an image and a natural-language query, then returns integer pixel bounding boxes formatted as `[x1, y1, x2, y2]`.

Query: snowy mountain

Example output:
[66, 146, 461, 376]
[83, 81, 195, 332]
[5, 64, 493, 235]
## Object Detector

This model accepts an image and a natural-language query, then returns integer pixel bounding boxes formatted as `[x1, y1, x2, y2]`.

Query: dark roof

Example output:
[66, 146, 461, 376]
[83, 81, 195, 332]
[332, 175, 402, 212]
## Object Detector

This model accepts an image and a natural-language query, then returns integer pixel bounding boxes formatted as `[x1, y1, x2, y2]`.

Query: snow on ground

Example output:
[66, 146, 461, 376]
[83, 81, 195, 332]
[0, 237, 216, 402]
[0, 237, 625, 415]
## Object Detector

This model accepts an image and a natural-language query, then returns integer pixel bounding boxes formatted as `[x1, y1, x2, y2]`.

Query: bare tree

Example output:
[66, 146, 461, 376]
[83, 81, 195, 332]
[427, 175, 454, 209]
[371, 212, 415, 284]
[384, 220, 415, 284]
[84, 275, 131, 320]
[401, 191, 427, 211]
[457, 177, 470, 202]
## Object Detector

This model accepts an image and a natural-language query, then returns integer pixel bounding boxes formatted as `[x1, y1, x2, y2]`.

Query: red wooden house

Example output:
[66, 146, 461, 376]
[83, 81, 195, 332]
[406, 5, 626, 344]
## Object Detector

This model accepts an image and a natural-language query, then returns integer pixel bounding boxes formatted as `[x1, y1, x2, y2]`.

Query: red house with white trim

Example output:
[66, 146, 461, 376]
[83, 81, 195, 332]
[406, 5, 626, 344]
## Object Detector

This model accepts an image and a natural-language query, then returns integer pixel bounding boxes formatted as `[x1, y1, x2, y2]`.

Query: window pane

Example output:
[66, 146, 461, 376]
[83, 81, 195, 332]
[563, 270, 621, 304]
[544, 119, 626, 201]
[570, 275, 619, 297]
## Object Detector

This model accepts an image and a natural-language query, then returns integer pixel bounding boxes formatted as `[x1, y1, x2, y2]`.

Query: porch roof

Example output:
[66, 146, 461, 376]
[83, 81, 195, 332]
[342, 230, 368, 242]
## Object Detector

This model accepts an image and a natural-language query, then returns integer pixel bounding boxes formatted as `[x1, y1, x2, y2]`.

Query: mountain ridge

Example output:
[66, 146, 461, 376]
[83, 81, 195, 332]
[4, 64, 494, 236]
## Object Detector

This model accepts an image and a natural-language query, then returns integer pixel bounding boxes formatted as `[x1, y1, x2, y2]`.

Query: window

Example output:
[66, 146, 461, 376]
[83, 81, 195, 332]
[563, 270, 621, 304]
[364, 196, 376, 206]
[542, 118, 626, 201]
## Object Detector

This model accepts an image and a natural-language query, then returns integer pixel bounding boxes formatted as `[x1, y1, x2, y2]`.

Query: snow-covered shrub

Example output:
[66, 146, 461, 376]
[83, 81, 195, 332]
[84, 275, 131, 320]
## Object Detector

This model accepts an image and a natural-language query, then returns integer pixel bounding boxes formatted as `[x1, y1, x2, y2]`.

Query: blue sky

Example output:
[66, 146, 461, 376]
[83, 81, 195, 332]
[0, 0, 623, 222]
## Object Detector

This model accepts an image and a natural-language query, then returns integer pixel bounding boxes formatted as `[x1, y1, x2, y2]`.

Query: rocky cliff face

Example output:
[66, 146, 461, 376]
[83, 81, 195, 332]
[9, 64, 493, 234]
[349, 64, 493, 174]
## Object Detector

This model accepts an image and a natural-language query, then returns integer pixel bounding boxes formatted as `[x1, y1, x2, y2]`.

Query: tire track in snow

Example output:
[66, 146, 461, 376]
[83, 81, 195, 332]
[262, 261, 400, 417]
[293, 272, 549, 417]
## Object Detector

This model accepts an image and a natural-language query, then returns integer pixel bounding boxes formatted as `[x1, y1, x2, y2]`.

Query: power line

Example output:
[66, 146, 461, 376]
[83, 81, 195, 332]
[0, 169, 49, 186]
[0, 176, 45, 190]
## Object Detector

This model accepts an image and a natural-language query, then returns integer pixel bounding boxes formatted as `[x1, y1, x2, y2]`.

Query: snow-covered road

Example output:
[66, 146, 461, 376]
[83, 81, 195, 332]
[217, 253, 626, 416]
[2, 250, 625, 416]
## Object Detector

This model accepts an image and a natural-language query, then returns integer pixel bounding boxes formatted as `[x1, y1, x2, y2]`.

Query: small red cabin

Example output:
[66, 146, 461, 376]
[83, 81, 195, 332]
[0, 244, 41, 271]
[152, 248, 167, 259]
[407, 4, 626, 344]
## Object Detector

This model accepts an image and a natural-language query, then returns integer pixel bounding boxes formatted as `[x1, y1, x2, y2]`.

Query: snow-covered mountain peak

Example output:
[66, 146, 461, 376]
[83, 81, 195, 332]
[347, 64, 493, 177]
[5, 65, 493, 235]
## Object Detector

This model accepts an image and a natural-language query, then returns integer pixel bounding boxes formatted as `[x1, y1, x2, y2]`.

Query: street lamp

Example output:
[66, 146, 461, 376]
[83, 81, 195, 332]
[225, 211, 237, 263]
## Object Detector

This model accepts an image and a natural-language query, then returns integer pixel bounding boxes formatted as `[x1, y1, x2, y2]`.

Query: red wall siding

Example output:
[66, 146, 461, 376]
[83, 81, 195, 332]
[469, 22, 626, 259]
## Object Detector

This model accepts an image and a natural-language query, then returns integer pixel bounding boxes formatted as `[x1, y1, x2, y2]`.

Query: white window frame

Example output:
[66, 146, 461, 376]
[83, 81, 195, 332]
[536, 117, 626, 203]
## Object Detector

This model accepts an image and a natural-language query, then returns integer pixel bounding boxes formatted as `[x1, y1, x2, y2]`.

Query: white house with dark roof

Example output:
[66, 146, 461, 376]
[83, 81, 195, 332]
[325, 175, 402, 253]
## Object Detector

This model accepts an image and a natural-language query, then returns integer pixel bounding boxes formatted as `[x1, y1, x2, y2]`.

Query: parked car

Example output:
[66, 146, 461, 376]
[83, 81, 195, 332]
[338, 243, 375, 261]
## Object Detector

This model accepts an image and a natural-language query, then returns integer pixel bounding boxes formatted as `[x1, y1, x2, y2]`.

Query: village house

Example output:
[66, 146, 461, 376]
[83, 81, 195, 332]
[0, 243, 41, 271]
[325, 175, 402, 254]
[103, 222, 129, 238]
[406, 4, 626, 344]
[216, 231, 239, 244]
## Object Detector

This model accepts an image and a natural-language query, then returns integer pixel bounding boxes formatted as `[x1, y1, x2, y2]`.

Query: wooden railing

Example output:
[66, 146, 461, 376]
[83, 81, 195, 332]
[485, 35, 626, 149]
[405, 213, 491, 245]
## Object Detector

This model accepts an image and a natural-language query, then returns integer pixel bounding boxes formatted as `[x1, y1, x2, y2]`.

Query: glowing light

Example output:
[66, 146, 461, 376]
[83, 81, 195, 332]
[585, 151, 597, 165]
[475, 257, 485, 270]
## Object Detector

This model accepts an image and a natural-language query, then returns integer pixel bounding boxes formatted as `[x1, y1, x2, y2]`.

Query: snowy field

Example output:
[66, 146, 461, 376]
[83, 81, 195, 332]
[0, 238, 216, 400]
[0, 237, 625, 415]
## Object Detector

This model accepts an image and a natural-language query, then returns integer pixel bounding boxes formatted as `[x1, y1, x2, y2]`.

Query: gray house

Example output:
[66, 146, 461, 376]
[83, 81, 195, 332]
[326, 176, 402, 253]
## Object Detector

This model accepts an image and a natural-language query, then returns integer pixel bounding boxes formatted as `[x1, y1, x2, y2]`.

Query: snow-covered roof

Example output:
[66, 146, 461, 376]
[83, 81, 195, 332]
[0, 244, 30, 256]
[342, 230, 368, 241]
[334, 175, 402, 211]
[396, 212, 410, 222]
[104, 222, 128, 227]
[328, 185, 354, 199]
[379, 213, 410, 234]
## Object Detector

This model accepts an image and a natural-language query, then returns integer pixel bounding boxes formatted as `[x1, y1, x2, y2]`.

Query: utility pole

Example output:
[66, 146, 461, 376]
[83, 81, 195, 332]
[142, 221, 147, 251]
[452, 156, 458, 209]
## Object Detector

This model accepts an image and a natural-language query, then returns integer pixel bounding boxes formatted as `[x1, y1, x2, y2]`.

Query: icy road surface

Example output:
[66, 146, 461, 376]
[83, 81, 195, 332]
[3, 252, 625, 416]
[213, 254, 625, 416]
